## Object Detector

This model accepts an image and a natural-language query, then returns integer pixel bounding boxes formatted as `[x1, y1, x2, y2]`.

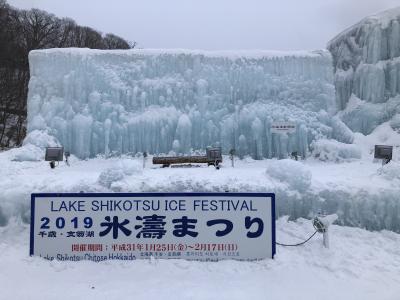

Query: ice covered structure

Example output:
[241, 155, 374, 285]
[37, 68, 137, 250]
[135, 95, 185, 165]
[311, 139, 362, 162]
[328, 7, 400, 135]
[27, 48, 340, 159]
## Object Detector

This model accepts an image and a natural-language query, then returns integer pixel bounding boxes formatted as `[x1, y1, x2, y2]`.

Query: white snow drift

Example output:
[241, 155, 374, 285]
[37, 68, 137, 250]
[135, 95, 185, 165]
[311, 139, 361, 162]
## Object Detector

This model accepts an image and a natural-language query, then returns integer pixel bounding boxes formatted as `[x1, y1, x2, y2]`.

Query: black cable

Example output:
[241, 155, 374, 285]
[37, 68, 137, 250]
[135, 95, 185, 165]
[276, 230, 318, 247]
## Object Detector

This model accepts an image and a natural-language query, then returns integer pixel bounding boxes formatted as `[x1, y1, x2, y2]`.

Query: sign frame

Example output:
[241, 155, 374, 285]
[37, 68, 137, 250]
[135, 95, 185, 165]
[30, 192, 276, 260]
[374, 145, 393, 160]
[271, 122, 296, 134]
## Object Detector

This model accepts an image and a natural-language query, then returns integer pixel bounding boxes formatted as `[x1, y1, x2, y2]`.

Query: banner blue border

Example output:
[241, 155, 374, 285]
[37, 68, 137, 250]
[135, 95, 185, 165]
[30, 192, 276, 259]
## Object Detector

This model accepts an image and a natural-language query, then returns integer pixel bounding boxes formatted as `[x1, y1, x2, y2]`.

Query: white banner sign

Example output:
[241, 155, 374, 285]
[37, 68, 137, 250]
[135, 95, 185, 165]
[30, 193, 276, 261]
[271, 122, 296, 134]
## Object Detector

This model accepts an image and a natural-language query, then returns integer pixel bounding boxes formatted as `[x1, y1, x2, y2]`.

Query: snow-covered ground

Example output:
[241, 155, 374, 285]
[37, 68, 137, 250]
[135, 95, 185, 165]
[1, 217, 399, 300]
[0, 122, 399, 300]
[1, 122, 400, 232]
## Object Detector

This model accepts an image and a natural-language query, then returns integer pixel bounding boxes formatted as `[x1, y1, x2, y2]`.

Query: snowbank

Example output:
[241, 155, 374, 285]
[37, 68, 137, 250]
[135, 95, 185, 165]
[378, 161, 400, 180]
[97, 159, 142, 189]
[23, 130, 60, 148]
[6, 144, 44, 162]
[311, 139, 361, 162]
[266, 159, 312, 192]
[0, 147, 399, 231]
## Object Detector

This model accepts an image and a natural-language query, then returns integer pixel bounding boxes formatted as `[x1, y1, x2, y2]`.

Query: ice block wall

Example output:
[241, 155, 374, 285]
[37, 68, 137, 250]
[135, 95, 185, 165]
[27, 48, 338, 159]
[328, 7, 400, 135]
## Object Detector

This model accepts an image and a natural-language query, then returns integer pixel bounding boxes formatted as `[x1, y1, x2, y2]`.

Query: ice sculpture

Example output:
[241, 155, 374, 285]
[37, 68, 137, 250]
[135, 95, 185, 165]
[328, 7, 400, 134]
[27, 48, 337, 159]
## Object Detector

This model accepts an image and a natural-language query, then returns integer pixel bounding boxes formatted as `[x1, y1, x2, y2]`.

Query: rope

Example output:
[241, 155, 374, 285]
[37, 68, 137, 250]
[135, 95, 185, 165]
[276, 230, 318, 247]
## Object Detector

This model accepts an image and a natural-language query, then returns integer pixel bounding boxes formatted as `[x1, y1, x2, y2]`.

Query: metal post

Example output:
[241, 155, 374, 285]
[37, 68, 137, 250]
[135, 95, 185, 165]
[322, 230, 329, 248]
[313, 214, 337, 249]
[65, 151, 70, 166]
[143, 152, 148, 169]
[229, 149, 235, 168]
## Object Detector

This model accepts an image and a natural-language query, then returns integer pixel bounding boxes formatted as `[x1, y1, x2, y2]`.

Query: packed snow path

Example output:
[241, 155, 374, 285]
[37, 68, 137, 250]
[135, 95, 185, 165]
[0, 218, 399, 300]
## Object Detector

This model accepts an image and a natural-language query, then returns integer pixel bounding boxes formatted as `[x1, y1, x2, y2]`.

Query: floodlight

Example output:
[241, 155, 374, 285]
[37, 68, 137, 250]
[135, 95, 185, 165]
[206, 147, 222, 161]
[313, 214, 338, 248]
[206, 147, 222, 169]
[374, 145, 393, 165]
[313, 217, 326, 233]
[45, 147, 64, 162]
[45, 147, 64, 169]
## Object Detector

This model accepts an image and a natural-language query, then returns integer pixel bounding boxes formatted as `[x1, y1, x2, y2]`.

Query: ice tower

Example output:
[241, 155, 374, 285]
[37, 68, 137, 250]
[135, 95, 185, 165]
[328, 7, 400, 134]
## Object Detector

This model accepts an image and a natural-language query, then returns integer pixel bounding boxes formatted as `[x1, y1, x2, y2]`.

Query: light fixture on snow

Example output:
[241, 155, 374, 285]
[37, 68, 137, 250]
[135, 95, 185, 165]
[276, 214, 338, 248]
[313, 214, 338, 249]
[291, 151, 299, 161]
[45, 147, 64, 169]
[206, 147, 222, 169]
[374, 145, 393, 165]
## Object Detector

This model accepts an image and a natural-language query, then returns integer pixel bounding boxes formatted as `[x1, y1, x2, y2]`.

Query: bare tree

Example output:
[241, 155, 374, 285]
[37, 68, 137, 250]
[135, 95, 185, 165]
[103, 33, 130, 49]
[16, 9, 61, 53]
[0, 1, 136, 148]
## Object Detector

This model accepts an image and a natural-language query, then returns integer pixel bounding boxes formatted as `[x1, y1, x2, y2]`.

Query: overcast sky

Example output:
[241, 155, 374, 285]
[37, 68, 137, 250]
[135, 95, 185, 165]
[7, 0, 400, 50]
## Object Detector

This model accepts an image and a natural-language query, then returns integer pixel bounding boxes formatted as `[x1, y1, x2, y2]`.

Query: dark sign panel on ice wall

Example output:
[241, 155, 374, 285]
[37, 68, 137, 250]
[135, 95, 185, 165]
[271, 122, 297, 134]
[30, 193, 276, 261]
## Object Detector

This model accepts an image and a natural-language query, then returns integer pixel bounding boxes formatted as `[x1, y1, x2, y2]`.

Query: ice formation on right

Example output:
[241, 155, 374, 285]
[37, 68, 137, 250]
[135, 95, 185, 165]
[328, 7, 400, 135]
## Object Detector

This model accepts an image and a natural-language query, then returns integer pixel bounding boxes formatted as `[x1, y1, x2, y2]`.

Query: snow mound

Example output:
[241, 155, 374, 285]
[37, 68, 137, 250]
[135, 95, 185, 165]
[97, 159, 142, 188]
[120, 159, 143, 175]
[1, 130, 61, 162]
[8, 144, 44, 162]
[311, 139, 361, 162]
[266, 159, 311, 192]
[378, 161, 400, 180]
[97, 168, 125, 188]
[23, 130, 60, 149]
[390, 113, 400, 130]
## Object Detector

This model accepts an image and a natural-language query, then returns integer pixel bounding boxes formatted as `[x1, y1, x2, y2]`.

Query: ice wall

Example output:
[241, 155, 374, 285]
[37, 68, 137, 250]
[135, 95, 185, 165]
[27, 48, 337, 159]
[328, 7, 400, 134]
